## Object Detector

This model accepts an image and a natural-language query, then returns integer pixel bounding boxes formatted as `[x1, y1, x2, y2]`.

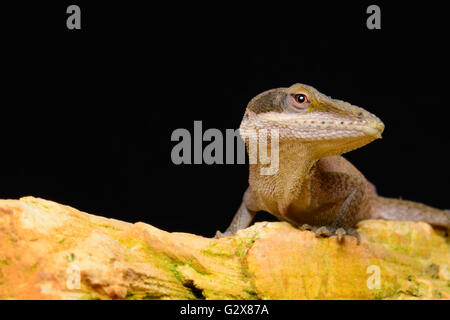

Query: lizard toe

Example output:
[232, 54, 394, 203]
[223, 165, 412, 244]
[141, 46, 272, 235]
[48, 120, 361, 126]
[335, 228, 346, 242]
[346, 228, 361, 245]
[314, 226, 333, 237]
[300, 224, 313, 231]
[312, 226, 361, 245]
[214, 231, 226, 239]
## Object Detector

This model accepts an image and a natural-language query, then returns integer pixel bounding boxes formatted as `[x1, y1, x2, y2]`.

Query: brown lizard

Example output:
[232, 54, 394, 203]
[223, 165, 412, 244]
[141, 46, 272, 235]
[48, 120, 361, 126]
[216, 83, 450, 243]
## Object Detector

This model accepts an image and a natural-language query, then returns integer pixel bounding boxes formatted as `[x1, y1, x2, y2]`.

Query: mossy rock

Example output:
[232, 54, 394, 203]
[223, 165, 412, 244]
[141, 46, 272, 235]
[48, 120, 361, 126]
[0, 197, 448, 299]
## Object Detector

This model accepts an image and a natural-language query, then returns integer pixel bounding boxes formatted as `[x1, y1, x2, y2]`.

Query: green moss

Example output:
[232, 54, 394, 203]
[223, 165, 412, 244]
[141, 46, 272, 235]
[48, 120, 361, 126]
[117, 238, 177, 271]
[0, 259, 10, 266]
[242, 288, 259, 300]
[117, 235, 260, 300]
[117, 237, 196, 297]
[124, 254, 133, 262]
[66, 253, 75, 262]
[246, 237, 257, 247]
[125, 293, 136, 299]
[94, 223, 122, 231]
[80, 293, 101, 300]
[23, 263, 38, 274]
[117, 238, 158, 261]
[125, 292, 162, 300]
[433, 289, 443, 299]
[235, 239, 255, 258]
[200, 246, 236, 259]
[166, 261, 183, 283]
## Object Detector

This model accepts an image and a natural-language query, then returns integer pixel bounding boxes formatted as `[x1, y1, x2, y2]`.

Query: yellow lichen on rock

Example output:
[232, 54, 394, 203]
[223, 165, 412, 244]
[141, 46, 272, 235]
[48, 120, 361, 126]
[0, 197, 448, 300]
[245, 221, 449, 299]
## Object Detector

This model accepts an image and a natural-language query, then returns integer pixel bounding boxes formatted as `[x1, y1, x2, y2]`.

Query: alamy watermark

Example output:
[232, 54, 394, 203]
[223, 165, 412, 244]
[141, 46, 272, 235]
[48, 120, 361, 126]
[366, 265, 381, 290]
[170, 121, 279, 175]
[66, 5, 81, 30]
[66, 264, 81, 290]
[65, 5, 379, 31]
[366, 5, 381, 30]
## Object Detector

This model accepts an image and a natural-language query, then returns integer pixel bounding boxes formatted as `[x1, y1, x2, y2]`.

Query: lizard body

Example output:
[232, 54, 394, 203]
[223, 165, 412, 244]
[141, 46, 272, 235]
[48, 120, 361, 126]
[217, 84, 450, 243]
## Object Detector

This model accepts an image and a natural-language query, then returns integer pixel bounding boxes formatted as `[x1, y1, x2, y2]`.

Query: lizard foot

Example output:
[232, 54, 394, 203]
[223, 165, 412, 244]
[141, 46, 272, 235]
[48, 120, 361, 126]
[313, 226, 361, 245]
[215, 231, 225, 239]
[214, 230, 233, 239]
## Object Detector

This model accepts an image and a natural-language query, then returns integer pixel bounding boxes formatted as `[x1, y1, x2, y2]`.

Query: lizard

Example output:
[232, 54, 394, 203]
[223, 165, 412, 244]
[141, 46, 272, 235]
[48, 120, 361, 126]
[216, 83, 450, 244]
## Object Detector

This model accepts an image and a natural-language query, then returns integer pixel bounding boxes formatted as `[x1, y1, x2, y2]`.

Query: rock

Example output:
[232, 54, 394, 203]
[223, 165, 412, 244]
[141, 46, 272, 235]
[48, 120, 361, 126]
[0, 197, 448, 299]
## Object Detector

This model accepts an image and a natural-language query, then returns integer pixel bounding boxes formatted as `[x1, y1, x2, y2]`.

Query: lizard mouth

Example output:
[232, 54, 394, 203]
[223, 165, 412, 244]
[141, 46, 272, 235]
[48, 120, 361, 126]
[360, 122, 384, 138]
[239, 112, 385, 142]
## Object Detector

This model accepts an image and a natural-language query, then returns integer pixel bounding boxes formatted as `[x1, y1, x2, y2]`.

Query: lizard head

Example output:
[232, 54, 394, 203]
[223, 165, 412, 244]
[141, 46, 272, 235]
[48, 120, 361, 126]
[240, 83, 385, 157]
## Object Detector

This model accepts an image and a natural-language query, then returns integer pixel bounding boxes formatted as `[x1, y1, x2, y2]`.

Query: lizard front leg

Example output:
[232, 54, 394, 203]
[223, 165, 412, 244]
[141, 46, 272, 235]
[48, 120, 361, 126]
[304, 171, 366, 244]
[215, 201, 255, 238]
[215, 187, 256, 238]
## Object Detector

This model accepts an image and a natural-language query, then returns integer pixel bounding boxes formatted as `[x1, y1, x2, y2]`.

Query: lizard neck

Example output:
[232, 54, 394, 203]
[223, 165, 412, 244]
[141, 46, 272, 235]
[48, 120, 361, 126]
[248, 139, 317, 214]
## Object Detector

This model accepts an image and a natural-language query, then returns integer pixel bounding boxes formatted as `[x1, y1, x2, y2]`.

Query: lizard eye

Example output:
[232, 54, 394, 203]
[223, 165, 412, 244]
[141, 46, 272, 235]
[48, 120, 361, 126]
[290, 93, 310, 109]
[294, 94, 307, 104]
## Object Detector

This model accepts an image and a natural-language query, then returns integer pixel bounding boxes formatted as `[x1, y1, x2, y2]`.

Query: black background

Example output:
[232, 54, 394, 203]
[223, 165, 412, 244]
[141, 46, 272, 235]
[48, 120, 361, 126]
[2, 2, 449, 238]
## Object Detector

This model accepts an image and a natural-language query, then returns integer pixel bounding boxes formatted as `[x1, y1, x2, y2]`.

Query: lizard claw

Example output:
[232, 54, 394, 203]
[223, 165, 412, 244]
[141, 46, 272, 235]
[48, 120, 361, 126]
[313, 225, 361, 245]
[214, 231, 225, 239]
[315, 226, 333, 237]
[346, 228, 361, 245]
[335, 228, 346, 242]
[300, 224, 314, 231]
[215, 230, 235, 239]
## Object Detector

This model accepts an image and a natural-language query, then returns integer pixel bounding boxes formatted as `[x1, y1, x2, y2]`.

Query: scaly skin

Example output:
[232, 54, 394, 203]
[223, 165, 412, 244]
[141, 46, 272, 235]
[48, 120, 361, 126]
[217, 83, 450, 244]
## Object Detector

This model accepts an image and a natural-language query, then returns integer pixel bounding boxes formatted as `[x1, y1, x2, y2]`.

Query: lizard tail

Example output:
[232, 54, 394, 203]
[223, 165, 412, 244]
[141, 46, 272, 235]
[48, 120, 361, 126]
[370, 196, 450, 229]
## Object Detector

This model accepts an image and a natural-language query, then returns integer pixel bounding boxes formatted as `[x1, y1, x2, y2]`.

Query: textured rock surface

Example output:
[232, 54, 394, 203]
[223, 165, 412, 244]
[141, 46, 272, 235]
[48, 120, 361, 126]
[0, 197, 448, 300]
